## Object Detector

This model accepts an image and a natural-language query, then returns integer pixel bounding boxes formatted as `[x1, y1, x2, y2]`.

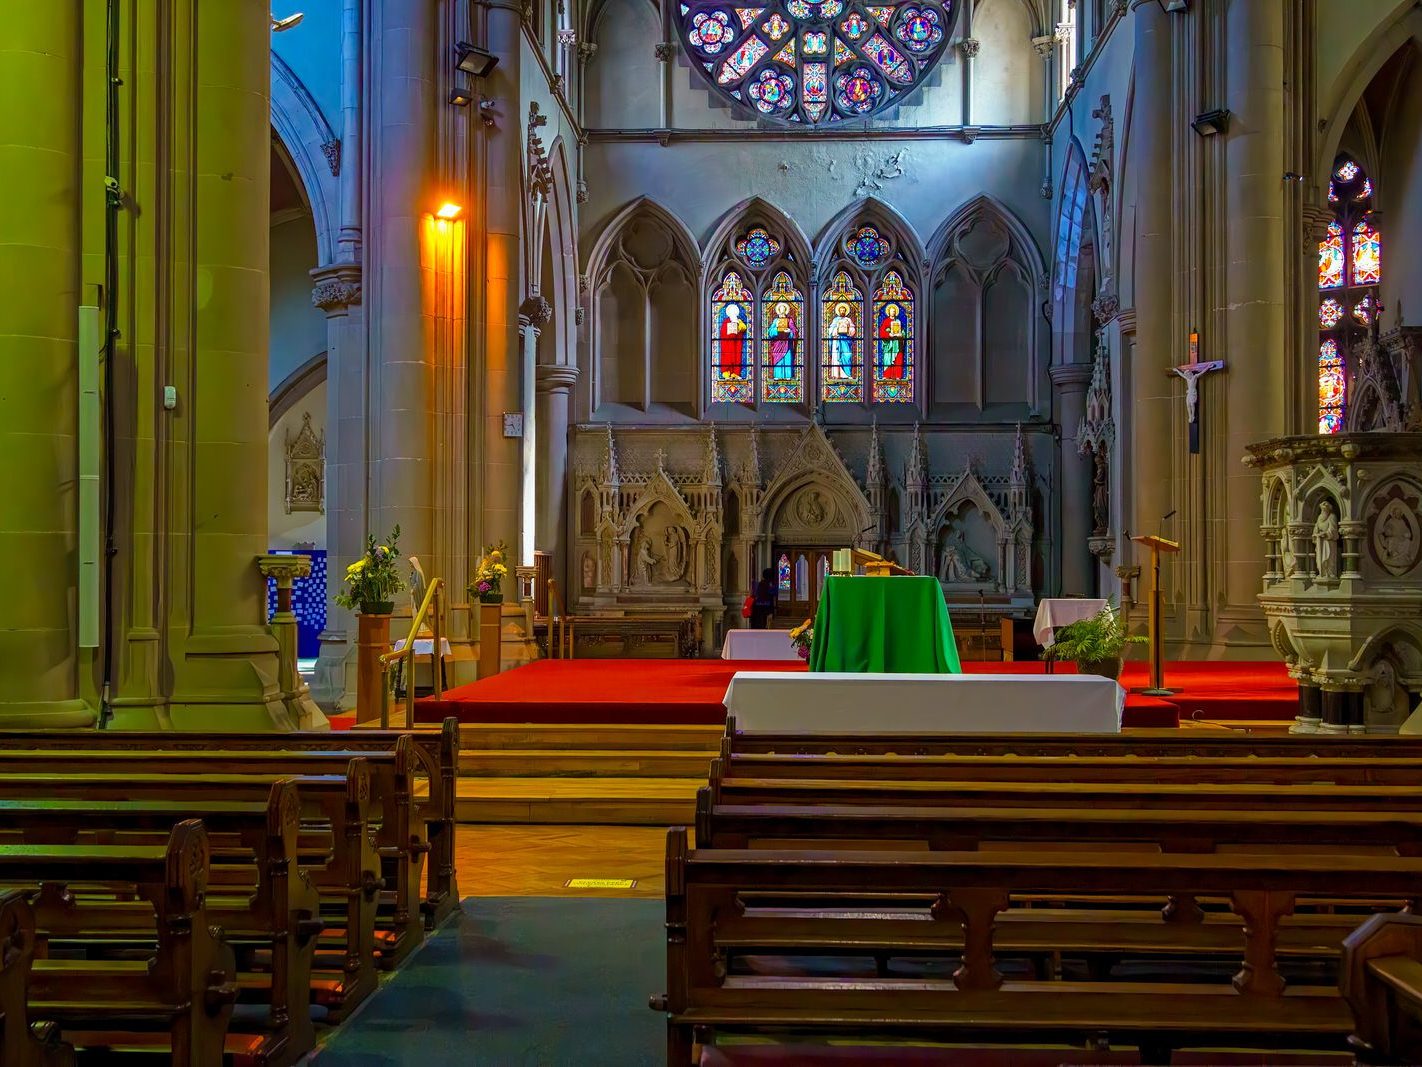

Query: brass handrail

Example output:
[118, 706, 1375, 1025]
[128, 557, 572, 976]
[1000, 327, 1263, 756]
[378, 576, 446, 728]
[547, 578, 576, 660]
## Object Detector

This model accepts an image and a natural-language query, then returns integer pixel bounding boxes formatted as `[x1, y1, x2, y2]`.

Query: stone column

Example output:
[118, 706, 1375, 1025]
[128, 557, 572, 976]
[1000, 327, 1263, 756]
[1124, 0, 1175, 595]
[518, 298, 552, 568]
[1051, 364, 1095, 595]
[537, 364, 580, 572]
[0, 1, 95, 726]
[474, 0, 526, 586]
[368, 0, 438, 569]
[1214, 0, 1286, 648]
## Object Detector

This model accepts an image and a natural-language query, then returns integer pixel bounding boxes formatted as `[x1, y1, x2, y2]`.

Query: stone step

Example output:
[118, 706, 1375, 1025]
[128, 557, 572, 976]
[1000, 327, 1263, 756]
[452, 722, 723, 752]
[459, 749, 716, 778]
[453, 777, 697, 825]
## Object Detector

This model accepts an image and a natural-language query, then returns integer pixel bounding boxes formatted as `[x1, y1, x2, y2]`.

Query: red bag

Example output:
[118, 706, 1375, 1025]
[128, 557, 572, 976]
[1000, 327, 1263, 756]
[741, 595, 755, 618]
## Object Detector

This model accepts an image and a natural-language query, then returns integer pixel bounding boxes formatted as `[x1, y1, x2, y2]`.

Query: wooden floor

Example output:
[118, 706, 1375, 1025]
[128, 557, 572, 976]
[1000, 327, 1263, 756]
[455, 823, 669, 898]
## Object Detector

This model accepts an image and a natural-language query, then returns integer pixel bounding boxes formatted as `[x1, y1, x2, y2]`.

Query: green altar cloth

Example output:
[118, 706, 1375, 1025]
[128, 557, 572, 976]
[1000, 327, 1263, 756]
[809, 575, 962, 674]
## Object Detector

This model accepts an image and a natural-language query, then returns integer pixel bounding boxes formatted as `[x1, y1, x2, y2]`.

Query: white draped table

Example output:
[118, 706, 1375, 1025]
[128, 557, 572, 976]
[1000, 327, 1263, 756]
[720, 629, 799, 661]
[723, 671, 1124, 734]
[1032, 598, 1109, 648]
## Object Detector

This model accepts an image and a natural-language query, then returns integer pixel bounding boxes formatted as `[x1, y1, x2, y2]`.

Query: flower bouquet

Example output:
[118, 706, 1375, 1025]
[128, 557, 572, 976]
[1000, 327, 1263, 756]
[788, 618, 814, 661]
[470, 541, 509, 604]
[334, 526, 405, 614]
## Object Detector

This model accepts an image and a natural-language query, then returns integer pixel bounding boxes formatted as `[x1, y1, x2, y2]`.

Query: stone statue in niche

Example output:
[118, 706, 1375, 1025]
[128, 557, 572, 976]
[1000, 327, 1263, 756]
[1313, 500, 1340, 581]
[1374, 497, 1420, 575]
[635, 536, 659, 587]
[662, 525, 689, 582]
[1365, 659, 1408, 728]
[1090, 454, 1109, 536]
[939, 529, 992, 583]
[581, 553, 596, 592]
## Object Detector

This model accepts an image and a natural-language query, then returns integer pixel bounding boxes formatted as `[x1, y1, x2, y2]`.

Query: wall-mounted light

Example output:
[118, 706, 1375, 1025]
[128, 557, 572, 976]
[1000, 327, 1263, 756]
[435, 202, 463, 220]
[270, 12, 304, 31]
[1190, 108, 1231, 137]
[448, 86, 475, 107]
[455, 42, 500, 78]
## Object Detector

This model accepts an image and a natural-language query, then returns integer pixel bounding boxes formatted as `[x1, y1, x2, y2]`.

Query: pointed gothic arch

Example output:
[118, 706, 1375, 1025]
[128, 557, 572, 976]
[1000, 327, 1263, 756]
[270, 53, 339, 266]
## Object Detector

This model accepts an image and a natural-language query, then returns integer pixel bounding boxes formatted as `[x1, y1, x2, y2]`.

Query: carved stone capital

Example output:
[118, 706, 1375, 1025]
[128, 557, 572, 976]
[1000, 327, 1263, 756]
[957, 36, 980, 58]
[519, 295, 554, 328]
[310, 263, 362, 312]
[1091, 291, 1120, 324]
[576, 178, 589, 204]
[257, 553, 313, 584]
[655, 42, 677, 62]
[958, 126, 980, 144]
[321, 139, 341, 176]
[536, 363, 581, 393]
[578, 41, 599, 64]
[1031, 34, 1056, 58]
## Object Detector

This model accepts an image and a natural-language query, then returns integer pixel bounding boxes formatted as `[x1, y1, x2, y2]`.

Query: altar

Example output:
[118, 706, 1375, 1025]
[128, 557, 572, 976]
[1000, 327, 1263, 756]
[810, 575, 961, 674]
[724, 671, 1124, 733]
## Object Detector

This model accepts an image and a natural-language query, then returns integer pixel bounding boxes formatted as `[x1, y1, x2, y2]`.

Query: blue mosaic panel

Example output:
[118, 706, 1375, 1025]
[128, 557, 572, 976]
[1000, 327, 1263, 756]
[266, 549, 327, 659]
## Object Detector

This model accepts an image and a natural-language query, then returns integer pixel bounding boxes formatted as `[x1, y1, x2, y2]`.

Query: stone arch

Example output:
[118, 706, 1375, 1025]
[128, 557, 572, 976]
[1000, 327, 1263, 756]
[1050, 140, 1099, 368]
[813, 197, 928, 276]
[270, 52, 339, 266]
[925, 468, 1011, 588]
[704, 197, 814, 270]
[926, 195, 1047, 414]
[759, 426, 874, 546]
[584, 198, 702, 416]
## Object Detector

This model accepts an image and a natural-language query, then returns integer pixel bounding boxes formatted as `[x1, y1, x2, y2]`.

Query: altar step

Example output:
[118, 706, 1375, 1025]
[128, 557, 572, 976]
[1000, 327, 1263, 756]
[453, 776, 699, 824]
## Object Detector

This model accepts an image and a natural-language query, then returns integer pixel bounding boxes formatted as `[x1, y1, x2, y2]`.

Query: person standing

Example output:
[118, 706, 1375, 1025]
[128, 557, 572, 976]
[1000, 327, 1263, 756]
[750, 567, 777, 630]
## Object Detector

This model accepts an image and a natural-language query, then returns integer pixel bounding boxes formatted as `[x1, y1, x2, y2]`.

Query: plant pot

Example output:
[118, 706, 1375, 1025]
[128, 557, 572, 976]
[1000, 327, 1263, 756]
[1077, 657, 1123, 681]
[360, 601, 395, 615]
[478, 594, 503, 605]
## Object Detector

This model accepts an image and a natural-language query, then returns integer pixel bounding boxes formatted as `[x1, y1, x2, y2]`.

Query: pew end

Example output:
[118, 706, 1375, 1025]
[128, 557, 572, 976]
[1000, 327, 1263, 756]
[1342, 912, 1422, 1064]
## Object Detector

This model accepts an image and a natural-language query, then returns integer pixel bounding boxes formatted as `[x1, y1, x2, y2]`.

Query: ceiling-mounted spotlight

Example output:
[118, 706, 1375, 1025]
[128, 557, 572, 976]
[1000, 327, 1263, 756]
[448, 86, 475, 107]
[270, 12, 304, 31]
[1190, 108, 1231, 136]
[455, 42, 500, 78]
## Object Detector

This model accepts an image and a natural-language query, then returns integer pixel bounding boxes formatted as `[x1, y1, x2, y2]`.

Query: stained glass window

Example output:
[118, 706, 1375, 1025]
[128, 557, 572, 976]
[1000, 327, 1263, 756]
[760, 271, 805, 403]
[872, 270, 914, 402]
[777, 552, 791, 592]
[1318, 221, 1344, 289]
[845, 225, 891, 268]
[1350, 219, 1381, 285]
[1316, 157, 1380, 436]
[1318, 339, 1345, 434]
[711, 271, 755, 403]
[820, 270, 864, 402]
[735, 227, 782, 268]
[674, 0, 956, 125]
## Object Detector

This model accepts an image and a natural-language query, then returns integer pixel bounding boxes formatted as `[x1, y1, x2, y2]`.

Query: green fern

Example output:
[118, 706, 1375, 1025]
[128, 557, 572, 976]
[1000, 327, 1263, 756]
[1042, 602, 1147, 665]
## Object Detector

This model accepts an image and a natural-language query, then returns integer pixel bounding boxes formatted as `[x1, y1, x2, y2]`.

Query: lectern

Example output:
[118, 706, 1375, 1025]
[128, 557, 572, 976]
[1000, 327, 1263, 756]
[830, 547, 913, 577]
[1130, 534, 1180, 696]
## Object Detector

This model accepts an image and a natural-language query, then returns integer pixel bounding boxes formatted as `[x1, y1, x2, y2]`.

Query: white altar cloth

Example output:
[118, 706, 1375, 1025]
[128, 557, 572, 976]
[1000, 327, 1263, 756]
[392, 637, 453, 659]
[1032, 598, 1109, 647]
[723, 672, 1124, 734]
[721, 629, 799, 661]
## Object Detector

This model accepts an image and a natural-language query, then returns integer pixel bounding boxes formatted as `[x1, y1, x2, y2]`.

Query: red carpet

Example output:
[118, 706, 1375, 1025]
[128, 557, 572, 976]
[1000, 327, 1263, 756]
[416, 658, 1298, 730]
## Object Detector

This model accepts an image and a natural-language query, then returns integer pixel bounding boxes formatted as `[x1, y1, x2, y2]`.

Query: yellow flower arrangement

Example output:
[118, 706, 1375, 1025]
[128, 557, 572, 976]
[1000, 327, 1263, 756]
[335, 526, 404, 613]
[788, 618, 814, 660]
[470, 541, 510, 603]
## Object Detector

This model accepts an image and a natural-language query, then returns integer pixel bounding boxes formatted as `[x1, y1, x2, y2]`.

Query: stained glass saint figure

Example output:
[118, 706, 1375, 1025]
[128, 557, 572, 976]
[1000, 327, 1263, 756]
[711, 271, 754, 403]
[878, 303, 905, 378]
[767, 302, 798, 378]
[760, 270, 805, 403]
[820, 270, 864, 402]
[827, 303, 857, 377]
[871, 270, 914, 402]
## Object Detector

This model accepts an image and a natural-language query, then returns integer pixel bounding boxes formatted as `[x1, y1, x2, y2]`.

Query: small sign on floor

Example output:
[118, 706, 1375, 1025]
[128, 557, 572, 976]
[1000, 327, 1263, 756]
[565, 878, 637, 889]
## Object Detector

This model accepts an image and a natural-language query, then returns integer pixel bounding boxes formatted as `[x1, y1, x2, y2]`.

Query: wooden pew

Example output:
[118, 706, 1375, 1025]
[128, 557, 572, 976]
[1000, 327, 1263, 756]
[0, 769, 381, 1017]
[0, 718, 461, 929]
[0, 745, 426, 967]
[722, 721, 1422, 758]
[0, 820, 237, 1067]
[0, 891, 73, 1067]
[1, 782, 319, 1067]
[655, 827, 1422, 1063]
[1341, 913, 1422, 1065]
[719, 750, 1422, 786]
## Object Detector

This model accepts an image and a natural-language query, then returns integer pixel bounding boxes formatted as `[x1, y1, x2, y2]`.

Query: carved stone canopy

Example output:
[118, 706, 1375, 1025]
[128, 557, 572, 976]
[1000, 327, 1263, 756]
[284, 411, 325, 515]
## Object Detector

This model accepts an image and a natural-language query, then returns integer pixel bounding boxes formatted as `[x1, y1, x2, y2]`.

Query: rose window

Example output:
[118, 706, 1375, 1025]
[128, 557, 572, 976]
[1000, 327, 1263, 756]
[675, 0, 956, 125]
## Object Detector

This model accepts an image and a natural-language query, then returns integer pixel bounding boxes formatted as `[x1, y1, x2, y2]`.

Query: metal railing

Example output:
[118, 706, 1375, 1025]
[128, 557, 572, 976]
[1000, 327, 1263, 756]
[378, 577, 447, 728]
[547, 578, 576, 660]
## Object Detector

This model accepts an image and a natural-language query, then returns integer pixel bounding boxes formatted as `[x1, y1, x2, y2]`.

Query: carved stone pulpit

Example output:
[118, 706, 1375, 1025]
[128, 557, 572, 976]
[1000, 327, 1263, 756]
[1244, 434, 1422, 733]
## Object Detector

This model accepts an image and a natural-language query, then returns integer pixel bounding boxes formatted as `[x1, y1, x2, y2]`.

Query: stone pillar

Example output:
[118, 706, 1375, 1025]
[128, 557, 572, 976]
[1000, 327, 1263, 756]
[1124, 0, 1175, 601]
[0, 1, 95, 726]
[474, 0, 526, 585]
[536, 364, 580, 575]
[368, 0, 438, 568]
[1214, 0, 1287, 648]
[311, 267, 364, 708]
[1051, 363, 1095, 595]
[518, 299, 552, 568]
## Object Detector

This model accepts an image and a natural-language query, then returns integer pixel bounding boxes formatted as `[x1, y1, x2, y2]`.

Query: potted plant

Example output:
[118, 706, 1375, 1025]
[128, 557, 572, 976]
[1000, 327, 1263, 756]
[1042, 602, 1145, 680]
[469, 542, 509, 605]
[335, 526, 405, 615]
[788, 619, 814, 661]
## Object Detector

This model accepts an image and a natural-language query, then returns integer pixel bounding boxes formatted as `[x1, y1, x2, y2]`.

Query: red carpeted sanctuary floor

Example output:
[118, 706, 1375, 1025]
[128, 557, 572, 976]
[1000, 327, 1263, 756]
[415, 657, 1298, 730]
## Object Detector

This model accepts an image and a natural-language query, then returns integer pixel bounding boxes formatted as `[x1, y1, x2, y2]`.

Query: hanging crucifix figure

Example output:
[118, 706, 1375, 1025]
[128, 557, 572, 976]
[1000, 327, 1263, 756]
[1169, 331, 1225, 454]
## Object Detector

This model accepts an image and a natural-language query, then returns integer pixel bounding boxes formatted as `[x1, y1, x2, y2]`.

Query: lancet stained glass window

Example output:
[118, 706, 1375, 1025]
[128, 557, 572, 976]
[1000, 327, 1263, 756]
[872, 270, 914, 402]
[1315, 157, 1382, 435]
[711, 271, 755, 403]
[760, 271, 805, 403]
[820, 271, 865, 402]
[675, 0, 956, 125]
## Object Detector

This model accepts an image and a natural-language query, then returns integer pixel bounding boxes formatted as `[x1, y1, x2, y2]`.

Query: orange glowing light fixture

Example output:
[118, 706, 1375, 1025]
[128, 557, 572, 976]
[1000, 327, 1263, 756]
[435, 202, 463, 220]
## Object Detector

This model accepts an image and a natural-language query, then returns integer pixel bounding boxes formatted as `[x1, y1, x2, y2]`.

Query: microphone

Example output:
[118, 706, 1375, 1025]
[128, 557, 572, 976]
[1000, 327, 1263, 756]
[1161, 510, 1177, 524]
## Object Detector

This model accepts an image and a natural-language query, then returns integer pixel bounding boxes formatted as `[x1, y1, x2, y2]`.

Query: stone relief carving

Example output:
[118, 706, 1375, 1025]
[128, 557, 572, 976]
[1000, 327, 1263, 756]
[321, 139, 341, 177]
[1313, 499, 1340, 582]
[939, 528, 992, 583]
[1371, 490, 1421, 576]
[795, 488, 828, 528]
[284, 411, 324, 515]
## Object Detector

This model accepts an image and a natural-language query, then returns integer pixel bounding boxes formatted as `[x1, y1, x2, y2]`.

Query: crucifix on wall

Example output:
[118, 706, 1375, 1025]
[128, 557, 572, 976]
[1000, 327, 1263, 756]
[1168, 331, 1225, 454]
